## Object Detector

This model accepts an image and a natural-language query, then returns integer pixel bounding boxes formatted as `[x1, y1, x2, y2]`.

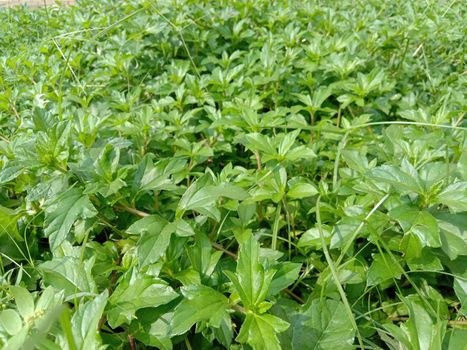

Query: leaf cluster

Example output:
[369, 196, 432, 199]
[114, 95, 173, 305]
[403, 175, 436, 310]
[0, 0, 466, 349]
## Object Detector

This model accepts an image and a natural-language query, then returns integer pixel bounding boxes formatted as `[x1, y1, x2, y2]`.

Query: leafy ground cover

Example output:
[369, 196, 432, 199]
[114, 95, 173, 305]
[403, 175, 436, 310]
[0, 0, 466, 349]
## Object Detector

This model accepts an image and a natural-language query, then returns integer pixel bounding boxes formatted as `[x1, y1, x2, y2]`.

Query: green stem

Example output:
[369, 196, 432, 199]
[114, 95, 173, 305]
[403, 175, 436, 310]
[316, 197, 365, 350]
[59, 308, 78, 350]
[271, 202, 282, 250]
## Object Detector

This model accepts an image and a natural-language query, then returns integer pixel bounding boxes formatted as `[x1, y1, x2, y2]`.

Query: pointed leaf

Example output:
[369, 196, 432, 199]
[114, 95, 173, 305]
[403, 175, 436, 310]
[369, 165, 421, 194]
[170, 285, 229, 335]
[236, 313, 289, 350]
[127, 216, 173, 267]
[39, 256, 96, 299]
[71, 290, 108, 350]
[287, 182, 318, 199]
[367, 253, 402, 286]
[227, 236, 276, 308]
[0, 205, 22, 241]
[435, 212, 467, 259]
[44, 188, 97, 250]
[107, 269, 178, 328]
[10, 286, 34, 319]
[268, 262, 301, 296]
[0, 310, 23, 336]
[295, 299, 355, 350]
[436, 182, 467, 213]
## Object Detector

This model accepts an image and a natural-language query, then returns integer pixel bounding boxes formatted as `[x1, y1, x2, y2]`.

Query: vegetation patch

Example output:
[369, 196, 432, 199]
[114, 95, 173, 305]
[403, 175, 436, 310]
[0, 0, 466, 349]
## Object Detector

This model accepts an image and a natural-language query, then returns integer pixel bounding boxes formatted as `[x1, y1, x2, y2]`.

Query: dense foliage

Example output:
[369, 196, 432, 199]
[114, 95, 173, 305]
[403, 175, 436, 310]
[0, 0, 466, 349]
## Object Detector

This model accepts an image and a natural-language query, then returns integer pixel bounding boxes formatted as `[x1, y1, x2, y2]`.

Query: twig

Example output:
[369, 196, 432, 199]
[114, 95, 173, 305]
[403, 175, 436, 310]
[254, 151, 262, 171]
[115, 204, 150, 217]
[284, 288, 305, 304]
[10, 103, 20, 120]
[212, 242, 237, 260]
[128, 334, 136, 350]
[0, 134, 10, 143]
[232, 304, 247, 314]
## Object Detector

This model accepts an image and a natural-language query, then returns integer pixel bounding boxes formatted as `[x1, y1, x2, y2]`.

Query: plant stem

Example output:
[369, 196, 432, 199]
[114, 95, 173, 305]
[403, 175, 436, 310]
[254, 150, 262, 171]
[316, 196, 365, 350]
[309, 110, 315, 143]
[212, 242, 238, 260]
[115, 204, 150, 217]
[184, 336, 193, 350]
[128, 334, 136, 350]
[271, 202, 282, 250]
[336, 106, 342, 127]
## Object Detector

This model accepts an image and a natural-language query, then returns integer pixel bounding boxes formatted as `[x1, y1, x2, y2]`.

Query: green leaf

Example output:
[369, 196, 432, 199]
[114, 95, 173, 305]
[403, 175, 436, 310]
[71, 290, 108, 350]
[107, 269, 178, 328]
[240, 132, 276, 155]
[443, 329, 467, 350]
[453, 277, 467, 315]
[225, 236, 276, 309]
[436, 182, 467, 213]
[10, 286, 34, 319]
[170, 285, 229, 335]
[284, 145, 316, 162]
[435, 212, 467, 259]
[94, 144, 120, 182]
[127, 215, 173, 267]
[213, 315, 234, 349]
[401, 232, 424, 260]
[341, 149, 369, 173]
[298, 227, 331, 249]
[459, 150, 467, 181]
[407, 248, 443, 271]
[133, 156, 185, 194]
[39, 256, 97, 299]
[216, 183, 250, 200]
[292, 299, 355, 350]
[287, 182, 318, 199]
[389, 205, 441, 247]
[268, 262, 301, 296]
[0, 205, 22, 241]
[187, 232, 222, 278]
[384, 296, 446, 350]
[36, 286, 64, 311]
[236, 313, 289, 350]
[1, 1, 467, 348]
[369, 165, 422, 194]
[238, 202, 257, 226]
[367, 253, 402, 286]
[44, 188, 97, 250]
[330, 217, 361, 249]
[172, 219, 195, 237]
[278, 130, 300, 156]
[180, 186, 220, 210]
[179, 183, 248, 215]
[177, 179, 231, 221]
[0, 309, 23, 336]
[126, 215, 167, 237]
[0, 164, 24, 184]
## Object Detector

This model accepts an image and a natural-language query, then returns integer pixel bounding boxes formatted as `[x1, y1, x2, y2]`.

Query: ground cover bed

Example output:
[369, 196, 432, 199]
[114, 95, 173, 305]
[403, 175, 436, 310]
[0, 0, 466, 349]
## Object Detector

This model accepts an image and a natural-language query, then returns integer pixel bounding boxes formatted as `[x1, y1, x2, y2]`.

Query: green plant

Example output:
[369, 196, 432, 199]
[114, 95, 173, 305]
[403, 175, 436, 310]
[0, 0, 466, 349]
